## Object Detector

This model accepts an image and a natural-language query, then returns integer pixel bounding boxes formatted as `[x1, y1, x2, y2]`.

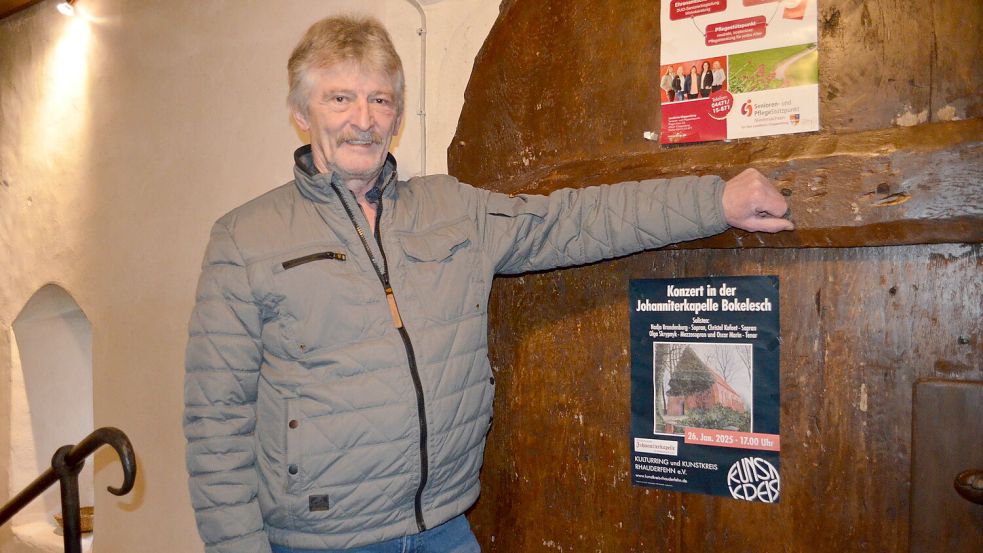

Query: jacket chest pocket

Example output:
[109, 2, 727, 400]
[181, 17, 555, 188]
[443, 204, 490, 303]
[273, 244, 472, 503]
[263, 243, 379, 357]
[397, 217, 485, 323]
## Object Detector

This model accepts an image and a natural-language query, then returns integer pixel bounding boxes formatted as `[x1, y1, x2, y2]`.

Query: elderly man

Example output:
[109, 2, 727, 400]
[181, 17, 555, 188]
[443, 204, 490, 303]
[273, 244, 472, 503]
[183, 14, 792, 553]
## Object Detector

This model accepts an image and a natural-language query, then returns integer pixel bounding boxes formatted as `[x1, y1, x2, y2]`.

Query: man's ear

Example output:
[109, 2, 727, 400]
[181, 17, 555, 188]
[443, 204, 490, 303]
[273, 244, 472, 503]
[291, 109, 311, 132]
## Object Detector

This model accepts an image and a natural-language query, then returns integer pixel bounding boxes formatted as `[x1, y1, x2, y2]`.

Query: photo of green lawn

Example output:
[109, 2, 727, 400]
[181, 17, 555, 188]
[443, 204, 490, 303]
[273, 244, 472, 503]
[728, 43, 818, 94]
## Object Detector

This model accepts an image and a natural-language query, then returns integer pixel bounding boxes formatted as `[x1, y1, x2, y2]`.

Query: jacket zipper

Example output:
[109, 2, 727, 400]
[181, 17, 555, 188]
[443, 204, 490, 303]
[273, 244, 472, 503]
[329, 177, 430, 533]
[281, 251, 346, 270]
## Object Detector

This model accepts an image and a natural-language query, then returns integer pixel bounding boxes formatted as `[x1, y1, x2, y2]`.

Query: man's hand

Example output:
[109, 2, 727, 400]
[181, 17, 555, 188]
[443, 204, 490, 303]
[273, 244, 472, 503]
[721, 168, 794, 233]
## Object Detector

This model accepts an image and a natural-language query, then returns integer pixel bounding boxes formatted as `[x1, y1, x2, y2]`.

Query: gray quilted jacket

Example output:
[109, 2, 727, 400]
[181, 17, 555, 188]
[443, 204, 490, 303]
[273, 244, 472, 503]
[184, 146, 728, 552]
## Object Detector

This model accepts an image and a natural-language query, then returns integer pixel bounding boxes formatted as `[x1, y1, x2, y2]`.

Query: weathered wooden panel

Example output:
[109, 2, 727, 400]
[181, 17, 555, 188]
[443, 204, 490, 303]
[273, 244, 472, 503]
[458, 120, 983, 248]
[932, 0, 983, 121]
[817, 0, 933, 130]
[452, 0, 665, 186]
[472, 244, 982, 552]
[449, 0, 974, 186]
[450, 1, 983, 551]
[910, 380, 983, 552]
[0, 0, 42, 20]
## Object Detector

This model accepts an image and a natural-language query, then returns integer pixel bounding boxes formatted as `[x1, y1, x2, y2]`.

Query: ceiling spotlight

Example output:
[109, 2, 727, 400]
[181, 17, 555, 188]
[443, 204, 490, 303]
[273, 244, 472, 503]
[56, 0, 76, 16]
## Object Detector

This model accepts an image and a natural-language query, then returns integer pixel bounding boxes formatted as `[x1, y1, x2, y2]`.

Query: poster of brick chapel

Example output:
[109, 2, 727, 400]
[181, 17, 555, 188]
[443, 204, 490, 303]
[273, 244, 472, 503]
[630, 277, 781, 502]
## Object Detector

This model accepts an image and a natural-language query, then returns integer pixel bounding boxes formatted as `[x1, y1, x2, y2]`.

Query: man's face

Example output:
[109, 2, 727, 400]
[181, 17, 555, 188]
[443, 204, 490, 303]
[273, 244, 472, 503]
[293, 62, 401, 184]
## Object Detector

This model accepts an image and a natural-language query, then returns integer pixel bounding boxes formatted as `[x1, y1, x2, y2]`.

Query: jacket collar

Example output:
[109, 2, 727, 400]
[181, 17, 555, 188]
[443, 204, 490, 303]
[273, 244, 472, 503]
[292, 144, 398, 204]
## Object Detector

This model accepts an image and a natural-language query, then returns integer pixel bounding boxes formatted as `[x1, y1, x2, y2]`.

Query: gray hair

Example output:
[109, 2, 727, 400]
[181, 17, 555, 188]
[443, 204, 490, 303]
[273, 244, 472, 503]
[287, 15, 405, 116]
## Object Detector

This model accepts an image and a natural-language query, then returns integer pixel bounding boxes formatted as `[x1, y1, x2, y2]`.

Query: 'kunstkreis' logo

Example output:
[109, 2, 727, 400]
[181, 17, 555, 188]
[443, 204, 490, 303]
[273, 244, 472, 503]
[727, 457, 780, 503]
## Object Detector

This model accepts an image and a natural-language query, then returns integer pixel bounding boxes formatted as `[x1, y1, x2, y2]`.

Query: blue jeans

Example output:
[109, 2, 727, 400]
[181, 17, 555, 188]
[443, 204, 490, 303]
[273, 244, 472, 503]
[270, 515, 481, 553]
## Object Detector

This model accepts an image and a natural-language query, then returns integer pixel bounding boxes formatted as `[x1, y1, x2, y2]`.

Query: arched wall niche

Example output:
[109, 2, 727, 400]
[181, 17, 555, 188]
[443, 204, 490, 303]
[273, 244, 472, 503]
[8, 284, 94, 539]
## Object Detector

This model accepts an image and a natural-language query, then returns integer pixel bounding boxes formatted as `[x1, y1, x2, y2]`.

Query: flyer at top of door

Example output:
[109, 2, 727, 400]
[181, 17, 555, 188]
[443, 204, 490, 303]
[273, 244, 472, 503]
[658, 0, 819, 144]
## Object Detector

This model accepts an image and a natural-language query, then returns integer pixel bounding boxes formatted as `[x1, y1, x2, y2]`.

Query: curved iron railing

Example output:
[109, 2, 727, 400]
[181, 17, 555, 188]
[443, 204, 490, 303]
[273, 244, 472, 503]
[0, 427, 137, 553]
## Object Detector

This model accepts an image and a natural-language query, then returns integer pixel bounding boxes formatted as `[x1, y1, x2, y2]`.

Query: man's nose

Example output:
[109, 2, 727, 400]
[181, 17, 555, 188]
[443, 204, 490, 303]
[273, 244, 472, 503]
[351, 98, 373, 130]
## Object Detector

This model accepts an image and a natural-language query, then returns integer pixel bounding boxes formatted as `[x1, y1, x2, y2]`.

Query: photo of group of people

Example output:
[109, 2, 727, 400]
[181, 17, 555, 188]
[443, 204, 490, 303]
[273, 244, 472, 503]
[659, 56, 728, 104]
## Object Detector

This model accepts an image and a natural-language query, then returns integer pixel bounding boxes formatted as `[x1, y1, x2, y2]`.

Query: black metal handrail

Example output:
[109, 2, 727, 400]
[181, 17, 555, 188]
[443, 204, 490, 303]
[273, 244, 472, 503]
[0, 427, 137, 553]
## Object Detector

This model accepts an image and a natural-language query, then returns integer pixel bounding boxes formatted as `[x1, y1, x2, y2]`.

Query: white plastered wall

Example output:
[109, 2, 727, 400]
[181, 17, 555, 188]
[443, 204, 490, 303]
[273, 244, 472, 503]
[0, 1, 500, 551]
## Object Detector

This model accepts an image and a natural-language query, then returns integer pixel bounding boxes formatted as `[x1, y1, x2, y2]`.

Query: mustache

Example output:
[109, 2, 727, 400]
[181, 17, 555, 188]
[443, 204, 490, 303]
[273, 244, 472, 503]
[336, 131, 383, 147]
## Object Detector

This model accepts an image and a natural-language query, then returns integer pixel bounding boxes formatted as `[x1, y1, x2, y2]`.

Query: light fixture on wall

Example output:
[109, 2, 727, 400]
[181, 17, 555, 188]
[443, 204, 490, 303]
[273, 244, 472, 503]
[56, 0, 76, 16]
